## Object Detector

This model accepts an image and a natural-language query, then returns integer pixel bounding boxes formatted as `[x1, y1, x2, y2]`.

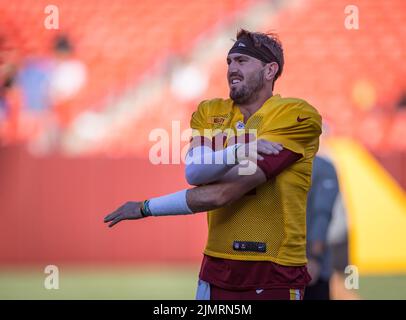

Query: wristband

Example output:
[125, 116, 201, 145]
[140, 200, 152, 217]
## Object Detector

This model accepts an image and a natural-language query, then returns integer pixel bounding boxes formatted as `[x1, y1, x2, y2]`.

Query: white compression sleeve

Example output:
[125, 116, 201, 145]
[146, 189, 193, 216]
[185, 145, 241, 185]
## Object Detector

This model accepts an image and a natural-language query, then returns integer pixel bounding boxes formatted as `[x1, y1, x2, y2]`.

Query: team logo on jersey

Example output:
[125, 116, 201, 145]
[208, 116, 226, 125]
[235, 121, 245, 130]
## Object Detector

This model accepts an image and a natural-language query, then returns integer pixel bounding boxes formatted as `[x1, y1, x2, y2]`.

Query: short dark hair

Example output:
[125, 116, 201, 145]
[236, 29, 284, 88]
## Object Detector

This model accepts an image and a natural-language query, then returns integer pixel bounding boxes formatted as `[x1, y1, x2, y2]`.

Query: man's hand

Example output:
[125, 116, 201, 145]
[307, 258, 322, 285]
[236, 139, 283, 162]
[104, 201, 143, 228]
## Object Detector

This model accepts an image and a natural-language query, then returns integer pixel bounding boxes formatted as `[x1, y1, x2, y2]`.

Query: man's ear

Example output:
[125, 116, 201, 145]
[265, 62, 279, 81]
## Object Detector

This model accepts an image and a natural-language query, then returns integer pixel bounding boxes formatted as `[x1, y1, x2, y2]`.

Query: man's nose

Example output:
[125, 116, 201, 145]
[228, 61, 239, 74]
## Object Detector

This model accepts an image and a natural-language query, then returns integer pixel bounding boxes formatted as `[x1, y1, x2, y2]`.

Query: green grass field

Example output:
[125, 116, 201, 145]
[1, 265, 406, 300]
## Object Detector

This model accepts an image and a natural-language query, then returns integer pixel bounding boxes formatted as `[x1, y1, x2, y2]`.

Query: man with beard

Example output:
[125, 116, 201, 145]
[104, 29, 322, 300]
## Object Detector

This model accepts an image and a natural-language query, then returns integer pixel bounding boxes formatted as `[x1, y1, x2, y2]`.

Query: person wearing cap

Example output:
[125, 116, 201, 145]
[104, 29, 322, 300]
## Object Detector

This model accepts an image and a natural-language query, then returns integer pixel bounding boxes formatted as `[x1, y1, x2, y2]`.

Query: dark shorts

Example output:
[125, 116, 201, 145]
[196, 279, 305, 300]
[199, 255, 311, 291]
[211, 285, 305, 300]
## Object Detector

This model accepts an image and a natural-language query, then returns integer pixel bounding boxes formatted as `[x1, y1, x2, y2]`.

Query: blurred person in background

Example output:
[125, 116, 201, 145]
[49, 35, 87, 128]
[304, 155, 338, 300]
[17, 40, 52, 146]
[18, 35, 87, 154]
[104, 29, 322, 300]
[396, 90, 406, 110]
[327, 190, 356, 299]
[0, 35, 23, 145]
[169, 56, 209, 102]
[305, 124, 355, 300]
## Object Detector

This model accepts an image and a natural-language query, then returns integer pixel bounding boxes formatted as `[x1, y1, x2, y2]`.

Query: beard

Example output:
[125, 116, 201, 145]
[229, 68, 265, 105]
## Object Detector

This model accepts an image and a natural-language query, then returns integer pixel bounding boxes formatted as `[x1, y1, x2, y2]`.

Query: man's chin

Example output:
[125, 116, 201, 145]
[230, 96, 246, 104]
[230, 91, 243, 103]
[229, 89, 240, 101]
[230, 91, 255, 105]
